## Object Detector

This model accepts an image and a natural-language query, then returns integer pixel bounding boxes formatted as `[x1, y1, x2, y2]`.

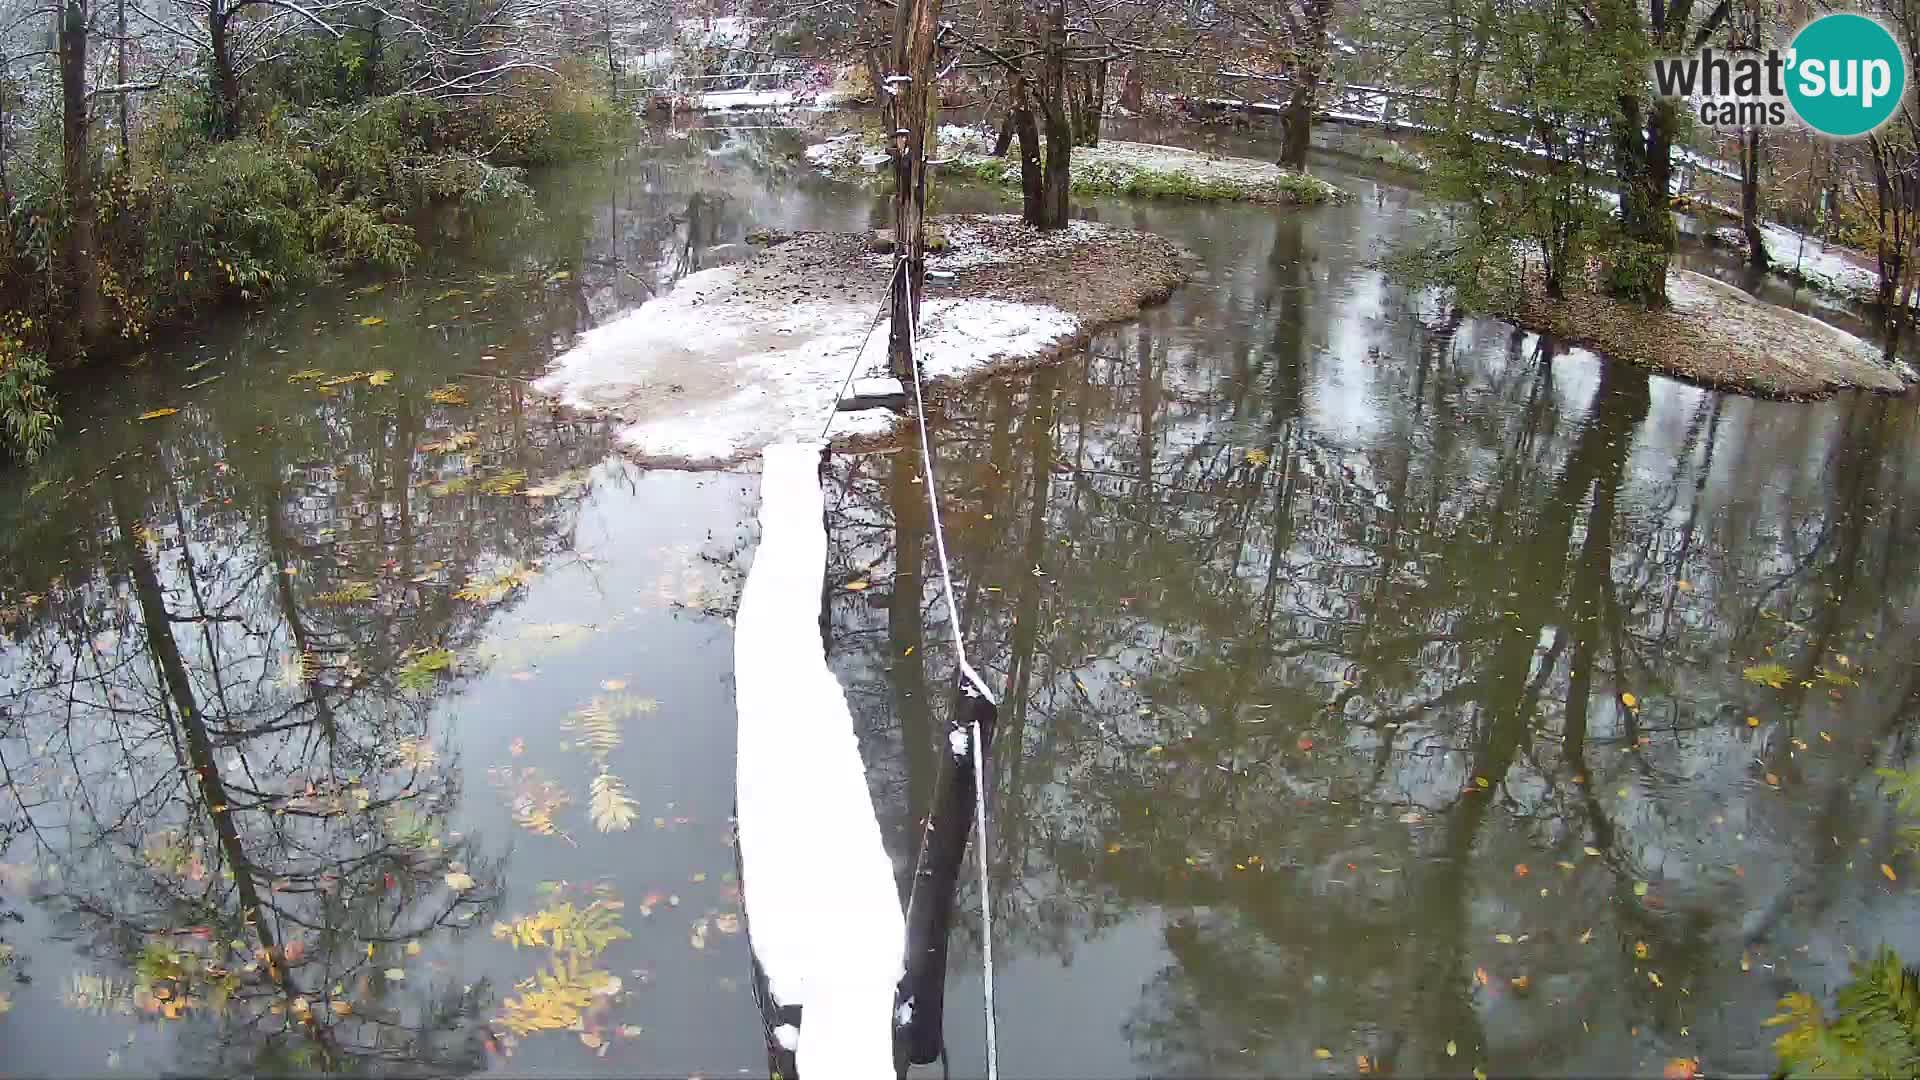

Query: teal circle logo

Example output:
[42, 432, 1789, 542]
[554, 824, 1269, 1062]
[1787, 13, 1907, 137]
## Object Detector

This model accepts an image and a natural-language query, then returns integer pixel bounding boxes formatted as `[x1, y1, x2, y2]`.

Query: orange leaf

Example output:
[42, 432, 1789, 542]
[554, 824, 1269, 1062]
[1883, 863, 1899, 882]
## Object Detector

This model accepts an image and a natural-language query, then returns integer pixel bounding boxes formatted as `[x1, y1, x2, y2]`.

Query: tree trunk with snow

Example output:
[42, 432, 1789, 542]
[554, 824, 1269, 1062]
[886, 0, 943, 379]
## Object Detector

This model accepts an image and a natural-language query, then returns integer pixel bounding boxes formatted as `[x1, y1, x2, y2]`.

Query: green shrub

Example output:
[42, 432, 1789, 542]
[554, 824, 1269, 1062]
[0, 321, 57, 463]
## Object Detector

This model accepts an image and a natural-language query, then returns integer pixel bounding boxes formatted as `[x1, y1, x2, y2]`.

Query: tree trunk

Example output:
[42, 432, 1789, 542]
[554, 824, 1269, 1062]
[1012, 79, 1043, 225]
[1118, 60, 1144, 112]
[1089, 58, 1106, 146]
[1279, 0, 1334, 171]
[115, 0, 128, 164]
[885, 0, 943, 379]
[992, 110, 1014, 156]
[1611, 91, 1674, 308]
[209, 7, 242, 139]
[1741, 126, 1768, 271]
[57, 0, 104, 359]
[1034, 0, 1071, 230]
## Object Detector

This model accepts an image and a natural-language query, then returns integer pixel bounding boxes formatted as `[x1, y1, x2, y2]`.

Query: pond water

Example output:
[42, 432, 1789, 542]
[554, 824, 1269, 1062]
[2, 118, 1918, 1078]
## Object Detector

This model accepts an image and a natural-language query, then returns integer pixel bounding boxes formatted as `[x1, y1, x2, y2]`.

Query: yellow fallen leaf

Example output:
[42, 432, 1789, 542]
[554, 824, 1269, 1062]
[844, 580, 870, 591]
[330, 1000, 352, 1016]
[1648, 971, 1663, 987]
[1510, 974, 1530, 989]
[1495, 933, 1514, 944]
[367, 369, 394, 386]
[360, 316, 385, 327]
[405, 942, 422, 956]
[1634, 881, 1649, 897]
[601, 679, 627, 691]
[384, 967, 405, 981]
[1446, 1040, 1458, 1058]
[1622, 692, 1638, 708]
[1475, 1069, 1488, 1080]
[1741, 951, 1751, 971]
[580, 1032, 603, 1049]
[1883, 863, 1898, 882]
[444, 871, 476, 892]
[137, 408, 179, 421]
[1313, 1048, 1332, 1060]
[1635, 941, 1649, 959]
[1747, 716, 1760, 727]
[1474, 776, 1490, 789]
[1579, 928, 1594, 944]
[1584, 846, 1602, 856]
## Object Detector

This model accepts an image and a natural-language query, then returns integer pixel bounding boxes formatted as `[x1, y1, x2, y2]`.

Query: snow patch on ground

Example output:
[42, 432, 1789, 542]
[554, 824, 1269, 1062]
[532, 251, 1079, 466]
[735, 442, 905, 1078]
[1756, 223, 1888, 303]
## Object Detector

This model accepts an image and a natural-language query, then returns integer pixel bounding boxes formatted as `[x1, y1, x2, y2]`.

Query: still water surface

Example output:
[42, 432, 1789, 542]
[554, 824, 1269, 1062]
[1, 121, 1917, 1077]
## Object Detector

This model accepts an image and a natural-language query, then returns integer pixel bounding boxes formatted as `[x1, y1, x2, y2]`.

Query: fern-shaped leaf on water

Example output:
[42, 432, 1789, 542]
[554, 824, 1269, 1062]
[589, 772, 639, 832]
[395, 648, 455, 693]
[563, 699, 623, 764]
[495, 953, 614, 1035]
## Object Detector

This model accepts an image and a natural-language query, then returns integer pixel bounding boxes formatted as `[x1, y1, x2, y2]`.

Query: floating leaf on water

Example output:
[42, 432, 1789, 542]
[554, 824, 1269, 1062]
[1579, 928, 1594, 944]
[480, 470, 526, 496]
[1494, 933, 1514, 944]
[315, 580, 375, 605]
[1474, 776, 1490, 789]
[1882, 863, 1898, 882]
[523, 469, 593, 498]
[844, 580, 871, 591]
[360, 317, 385, 327]
[713, 913, 740, 935]
[396, 648, 456, 692]
[455, 565, 534, 604]
[368, 370, 394, 387]
[384, 968, 405, 981]
[419, 430, 478, 454]
[1635, 941, 1650, 959]
[601, 679, 627, 691]
[428, 385, 470, 407]
[136, 408, 179, 421]
[1245, 448, 1270, 466]
[1634, 881, 1650, 897]
[1743, 662, 1791, 689]
[445, 871, 477, 892]
[495, 954, 608, 1035]
[1446, 1040, 1457, 1058]
[429, 477, 472, 497]
[1312, 1048, 1332, 1060]
[580, 1032, 603, 1049]
[1621, 692, 1639, 708]
[321, 371, 366, 387]
[330, 1000, 352, 1016]
[491, 898, 630, 956]
[406, 942, 422, 956]
[287, 369, 328, 382]
[589, 772, 640, 833]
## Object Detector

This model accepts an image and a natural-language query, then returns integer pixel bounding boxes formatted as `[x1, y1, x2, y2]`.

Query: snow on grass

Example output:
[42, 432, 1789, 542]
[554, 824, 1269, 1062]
[807, 128, 1347, 204]
[531, 240, 1080, 467]
[735, 440, 903, 1078]
[1756, 223, 1889, 303]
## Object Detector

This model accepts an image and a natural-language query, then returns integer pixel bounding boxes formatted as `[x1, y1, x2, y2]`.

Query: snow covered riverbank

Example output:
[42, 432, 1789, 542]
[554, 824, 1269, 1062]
[1508, 267, 1907, 400]
[533, 216, 1185, 467]
[806, 126, 1348, 205]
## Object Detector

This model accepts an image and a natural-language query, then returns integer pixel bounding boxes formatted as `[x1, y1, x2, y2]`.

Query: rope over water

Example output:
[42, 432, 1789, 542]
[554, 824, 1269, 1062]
[817, 244, 1002, 1080]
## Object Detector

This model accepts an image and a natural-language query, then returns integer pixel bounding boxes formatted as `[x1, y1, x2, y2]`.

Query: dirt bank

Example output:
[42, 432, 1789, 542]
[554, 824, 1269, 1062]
[805, 125, 1348, 205]
[533, 215, 1185, 467]
[1506, 269, 1910, 400]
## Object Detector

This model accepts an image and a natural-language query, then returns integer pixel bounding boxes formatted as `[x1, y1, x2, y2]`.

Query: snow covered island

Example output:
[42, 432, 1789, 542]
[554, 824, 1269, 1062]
[1507, 268, 1910, 400]
[533, 215, 1185, 467]
[805, 125, 1349, 206]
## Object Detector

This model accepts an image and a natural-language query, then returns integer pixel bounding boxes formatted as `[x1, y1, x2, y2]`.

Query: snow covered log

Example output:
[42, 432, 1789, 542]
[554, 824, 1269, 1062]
[735, 441, 905, 1079]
